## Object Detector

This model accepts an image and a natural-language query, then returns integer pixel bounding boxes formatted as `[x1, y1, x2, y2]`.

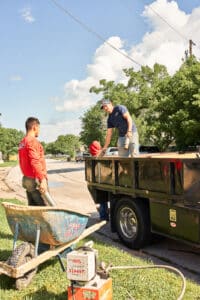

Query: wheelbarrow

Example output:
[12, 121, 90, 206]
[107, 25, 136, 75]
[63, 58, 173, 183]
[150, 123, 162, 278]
[0, 202, 106, 289]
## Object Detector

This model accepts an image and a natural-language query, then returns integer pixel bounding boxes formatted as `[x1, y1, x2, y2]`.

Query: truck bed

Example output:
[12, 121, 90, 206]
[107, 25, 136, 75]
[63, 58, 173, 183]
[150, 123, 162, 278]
[85, 152, 200, 203]
[85, 152, 200, 247]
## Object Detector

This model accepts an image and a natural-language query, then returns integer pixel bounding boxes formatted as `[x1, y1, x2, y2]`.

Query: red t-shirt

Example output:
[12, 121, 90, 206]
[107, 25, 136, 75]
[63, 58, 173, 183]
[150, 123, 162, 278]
[18, 135, 47, 181]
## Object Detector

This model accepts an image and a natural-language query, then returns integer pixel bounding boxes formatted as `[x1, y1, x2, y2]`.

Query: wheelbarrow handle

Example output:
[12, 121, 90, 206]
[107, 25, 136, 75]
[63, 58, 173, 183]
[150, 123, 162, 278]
[42, 191, 56, 206]
[35, 179, 56, 206]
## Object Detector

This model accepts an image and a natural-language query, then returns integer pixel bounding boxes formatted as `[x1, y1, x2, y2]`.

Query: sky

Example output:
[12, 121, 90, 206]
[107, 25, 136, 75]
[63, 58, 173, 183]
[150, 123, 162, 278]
[1, 0, 200, 142]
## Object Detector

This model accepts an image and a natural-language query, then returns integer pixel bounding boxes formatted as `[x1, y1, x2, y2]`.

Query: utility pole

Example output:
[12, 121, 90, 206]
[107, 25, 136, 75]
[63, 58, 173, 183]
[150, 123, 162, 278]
[184, 50, 188, 60]
[189, 39, 196, 56]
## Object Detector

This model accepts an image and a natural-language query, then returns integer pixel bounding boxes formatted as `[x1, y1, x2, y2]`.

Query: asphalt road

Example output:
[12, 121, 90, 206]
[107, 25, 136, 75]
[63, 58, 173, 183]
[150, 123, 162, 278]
[3, 159, 200, 285]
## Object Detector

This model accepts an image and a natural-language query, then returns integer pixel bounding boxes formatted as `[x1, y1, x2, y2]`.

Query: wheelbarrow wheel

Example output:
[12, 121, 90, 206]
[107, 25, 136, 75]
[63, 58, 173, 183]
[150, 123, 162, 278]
[7, 242, 37, 290]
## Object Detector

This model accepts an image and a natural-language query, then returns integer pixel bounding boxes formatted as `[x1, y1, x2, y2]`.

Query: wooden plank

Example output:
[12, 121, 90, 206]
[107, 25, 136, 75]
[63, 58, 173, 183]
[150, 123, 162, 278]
[0, 261, 15, 277]
[0, 220, 106, 278]
[88, 152, 199, 159]
[137, 152, 199, 159]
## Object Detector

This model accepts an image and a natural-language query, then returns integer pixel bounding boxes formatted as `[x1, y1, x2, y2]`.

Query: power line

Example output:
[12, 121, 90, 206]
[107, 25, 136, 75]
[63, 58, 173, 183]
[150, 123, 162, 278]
[50, 0, 142, 67]
[148, 4, 189, 42]
[144, 1, 200, 52]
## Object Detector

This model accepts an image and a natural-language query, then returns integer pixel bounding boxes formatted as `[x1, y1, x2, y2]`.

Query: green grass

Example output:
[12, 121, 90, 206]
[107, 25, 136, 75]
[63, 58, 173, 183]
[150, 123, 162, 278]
[0, 161, 18, 168]
[0, 198, 200, 299]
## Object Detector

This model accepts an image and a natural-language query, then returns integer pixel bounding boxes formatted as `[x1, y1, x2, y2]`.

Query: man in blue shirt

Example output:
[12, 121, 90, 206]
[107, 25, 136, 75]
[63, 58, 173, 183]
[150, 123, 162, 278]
[101, 98, 139, 157]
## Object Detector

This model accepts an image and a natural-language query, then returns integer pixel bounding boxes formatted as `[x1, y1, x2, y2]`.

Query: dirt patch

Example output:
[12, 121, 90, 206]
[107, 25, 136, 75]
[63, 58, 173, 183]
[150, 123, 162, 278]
[0, 167, 26, 201]
[0, 167, 13, 193]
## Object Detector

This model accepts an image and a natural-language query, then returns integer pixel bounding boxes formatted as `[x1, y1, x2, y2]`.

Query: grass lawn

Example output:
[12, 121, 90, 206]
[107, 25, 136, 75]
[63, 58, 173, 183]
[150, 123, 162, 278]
[0, 161, 18, 168]
[0, 198, 200, 300]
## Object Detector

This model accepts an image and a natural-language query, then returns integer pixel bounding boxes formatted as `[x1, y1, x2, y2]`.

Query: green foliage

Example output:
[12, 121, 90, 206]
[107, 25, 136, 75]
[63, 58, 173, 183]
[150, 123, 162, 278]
[146, 57, 200, 150]
[80, 104, 106, 147]
[41, 141, 46, 152]
[0, 127, 24, 160]
[0, 161, 18, 168]
[83, 63, 169, 147]
[84, 58, 200, 150]
[80, 102, 119, 148]
[45, 134, 80, 157]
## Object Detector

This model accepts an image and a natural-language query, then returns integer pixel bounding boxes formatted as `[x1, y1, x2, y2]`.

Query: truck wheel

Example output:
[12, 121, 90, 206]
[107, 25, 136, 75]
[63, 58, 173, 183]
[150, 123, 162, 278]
[7, 242, 37, 290]
[114, 197, 151, 249]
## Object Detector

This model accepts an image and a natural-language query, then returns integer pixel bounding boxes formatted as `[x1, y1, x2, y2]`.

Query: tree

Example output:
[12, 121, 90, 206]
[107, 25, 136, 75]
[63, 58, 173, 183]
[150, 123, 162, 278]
[82, 59, 200, 151]
[146, 57, 200, 150]
[85, 63, 169, 147]
[46, 134, 80, 158]
[80, 104, 106, 147]
[0, 127, 24, 160]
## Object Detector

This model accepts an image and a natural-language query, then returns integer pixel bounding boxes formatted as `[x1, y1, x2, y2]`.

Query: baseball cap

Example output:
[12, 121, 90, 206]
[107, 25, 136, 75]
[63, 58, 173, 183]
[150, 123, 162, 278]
[100, 98, 111, 109]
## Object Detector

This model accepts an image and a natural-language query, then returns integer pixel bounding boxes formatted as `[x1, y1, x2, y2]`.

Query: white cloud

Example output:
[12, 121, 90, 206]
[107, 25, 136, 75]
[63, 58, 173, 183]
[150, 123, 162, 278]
[87, 37, 130, 80]
[10, 75, 22, 81]
[43, 0, 200, 142]
[185, 7, 200, 47]
[55, 36, 130, 114]
[142, 0, 188, 31]
[55, 77, 97, 112]
[132, 0, 194, 73]
[20, 7, 35, 23]
[40, 119, 81, 143]
[132, 0, 200, 73]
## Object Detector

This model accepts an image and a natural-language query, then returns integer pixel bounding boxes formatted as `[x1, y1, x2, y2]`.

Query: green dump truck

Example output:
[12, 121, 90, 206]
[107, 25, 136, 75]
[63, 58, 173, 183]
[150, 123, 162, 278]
[85, 152, 200, 249]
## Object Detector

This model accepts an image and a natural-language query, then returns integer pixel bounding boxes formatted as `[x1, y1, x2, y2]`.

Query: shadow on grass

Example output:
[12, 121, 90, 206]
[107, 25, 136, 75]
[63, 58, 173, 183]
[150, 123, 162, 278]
[0, 259, 67, 297]
[0, 231, 13, 240]
[0, 249, 12, 261]
[37, 258, 58, 273]
[26, 288, 67, 300]
[0, 276, 67, 300]
[0, 274, 16, 290]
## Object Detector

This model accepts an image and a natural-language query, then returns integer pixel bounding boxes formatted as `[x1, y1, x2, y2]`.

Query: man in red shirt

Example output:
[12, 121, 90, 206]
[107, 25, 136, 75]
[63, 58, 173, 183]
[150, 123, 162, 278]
[18, 117, 48, 206]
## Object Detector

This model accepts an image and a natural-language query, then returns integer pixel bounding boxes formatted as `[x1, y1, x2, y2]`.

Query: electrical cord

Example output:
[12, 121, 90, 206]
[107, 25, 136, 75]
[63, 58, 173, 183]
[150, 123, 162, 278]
[68, 241, 186, 299]
[107, 264, 186, 300]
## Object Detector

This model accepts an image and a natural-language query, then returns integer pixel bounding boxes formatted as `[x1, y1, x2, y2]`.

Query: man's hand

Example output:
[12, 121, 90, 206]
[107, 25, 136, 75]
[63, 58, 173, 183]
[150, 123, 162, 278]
[126, 131, 133, 138]
[98, 148, 106, 157]
[39, 178, 48, 194]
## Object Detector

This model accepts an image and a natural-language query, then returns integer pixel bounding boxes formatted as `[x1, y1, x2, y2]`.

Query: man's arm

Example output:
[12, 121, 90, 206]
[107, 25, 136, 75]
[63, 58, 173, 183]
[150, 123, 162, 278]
[102, 128, 113, 151]
[123, 111, 133, 137]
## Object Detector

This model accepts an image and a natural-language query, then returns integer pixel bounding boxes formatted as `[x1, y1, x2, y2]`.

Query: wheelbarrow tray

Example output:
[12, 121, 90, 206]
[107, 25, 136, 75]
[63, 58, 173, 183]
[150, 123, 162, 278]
[2, 202, 89, 245]
[0, 220, 106, 278]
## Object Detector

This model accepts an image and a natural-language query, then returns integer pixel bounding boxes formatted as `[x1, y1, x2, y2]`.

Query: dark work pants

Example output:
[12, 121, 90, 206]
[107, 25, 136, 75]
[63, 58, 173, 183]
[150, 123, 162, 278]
[22, 176, 46, 206]
[22, 176, 50, 253]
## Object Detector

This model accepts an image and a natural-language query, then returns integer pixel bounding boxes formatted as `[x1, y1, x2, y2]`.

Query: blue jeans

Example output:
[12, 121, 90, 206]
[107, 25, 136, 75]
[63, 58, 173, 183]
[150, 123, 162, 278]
[99, 202, 109, 221]
[117, 132, 139, 157]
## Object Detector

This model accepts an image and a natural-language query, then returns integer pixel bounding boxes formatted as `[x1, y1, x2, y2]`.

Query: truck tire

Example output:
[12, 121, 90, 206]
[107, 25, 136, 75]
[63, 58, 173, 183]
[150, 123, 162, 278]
[6, 242, 37, 290]
[114, 197, 151, 249]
